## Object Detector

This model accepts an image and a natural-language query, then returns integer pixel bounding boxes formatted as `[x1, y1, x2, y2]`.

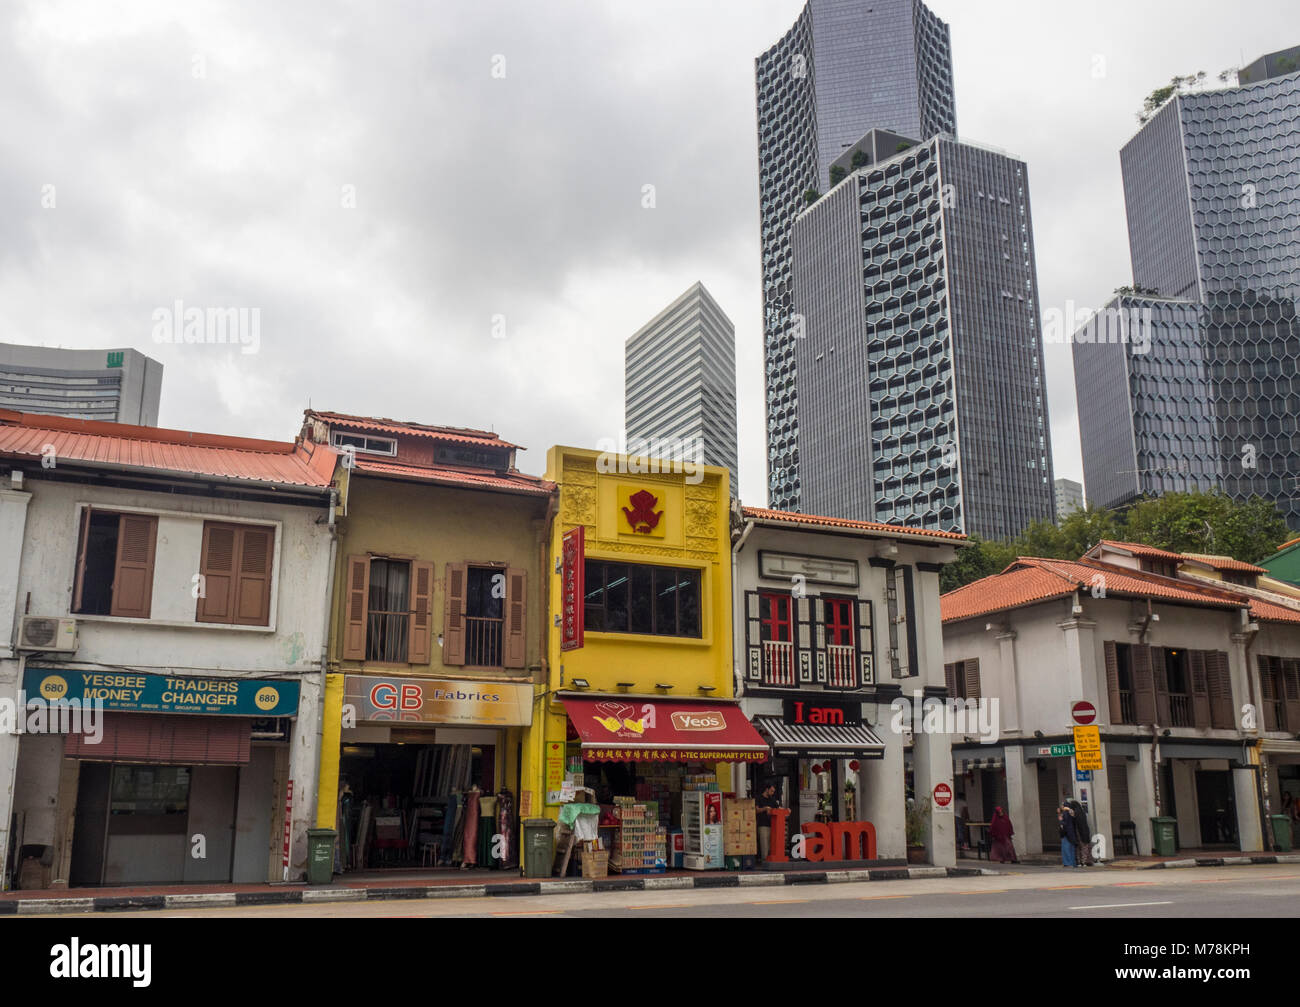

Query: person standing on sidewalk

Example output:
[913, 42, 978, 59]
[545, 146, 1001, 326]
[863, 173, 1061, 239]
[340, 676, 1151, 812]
[1067, 799, 1094, 866]
[1058, 804, 1078, 868]
[756, 779, 781, 862]
[989, 806, 1018, 863]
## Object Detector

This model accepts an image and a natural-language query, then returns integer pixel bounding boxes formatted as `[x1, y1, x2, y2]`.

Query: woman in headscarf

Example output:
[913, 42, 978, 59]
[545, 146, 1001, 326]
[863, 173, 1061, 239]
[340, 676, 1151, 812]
[1058, 803, 1079, 868]
[989, 806, 1017, 863]
[1066, 799, 1093, 866]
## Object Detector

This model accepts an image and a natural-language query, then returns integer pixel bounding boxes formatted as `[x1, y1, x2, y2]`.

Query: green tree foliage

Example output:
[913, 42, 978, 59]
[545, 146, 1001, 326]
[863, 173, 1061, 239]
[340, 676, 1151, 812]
[850, 148, 869, 169]
[941, 492, 1289, 591]
[1136, 71, 1207, 124]
[829, 164, 847, 186]
[803, 187, 821, 206]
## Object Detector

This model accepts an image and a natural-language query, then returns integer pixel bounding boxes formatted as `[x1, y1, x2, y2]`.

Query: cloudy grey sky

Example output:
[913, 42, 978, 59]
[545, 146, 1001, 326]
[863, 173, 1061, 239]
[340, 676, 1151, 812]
[2, 0, 1293, 505]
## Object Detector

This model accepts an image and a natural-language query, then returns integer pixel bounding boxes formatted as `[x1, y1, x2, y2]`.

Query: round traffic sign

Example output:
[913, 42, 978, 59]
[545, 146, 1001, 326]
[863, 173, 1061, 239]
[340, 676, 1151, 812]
[932, 782, 952, 808]
[1071, 700, 1097, 725]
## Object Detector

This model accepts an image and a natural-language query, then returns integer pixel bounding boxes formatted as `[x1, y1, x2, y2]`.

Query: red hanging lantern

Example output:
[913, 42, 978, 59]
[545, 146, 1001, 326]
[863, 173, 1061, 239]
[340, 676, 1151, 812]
[849, 760, 860, 772]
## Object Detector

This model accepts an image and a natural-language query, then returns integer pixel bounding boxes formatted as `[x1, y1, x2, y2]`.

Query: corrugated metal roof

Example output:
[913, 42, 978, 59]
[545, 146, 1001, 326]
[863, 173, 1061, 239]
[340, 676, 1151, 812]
[741, 506, 967, 541]
[0, 410, 336, 489]
[306, 410, 523, 450]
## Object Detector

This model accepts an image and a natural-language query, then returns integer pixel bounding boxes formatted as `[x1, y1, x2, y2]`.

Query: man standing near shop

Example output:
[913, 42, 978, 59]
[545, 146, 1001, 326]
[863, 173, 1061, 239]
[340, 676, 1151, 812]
[756, 779, 782, 862]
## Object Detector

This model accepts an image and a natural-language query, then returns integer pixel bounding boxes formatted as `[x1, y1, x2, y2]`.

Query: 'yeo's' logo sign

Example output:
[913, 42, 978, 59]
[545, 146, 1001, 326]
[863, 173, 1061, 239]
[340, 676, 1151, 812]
[671, 711, 727, 732]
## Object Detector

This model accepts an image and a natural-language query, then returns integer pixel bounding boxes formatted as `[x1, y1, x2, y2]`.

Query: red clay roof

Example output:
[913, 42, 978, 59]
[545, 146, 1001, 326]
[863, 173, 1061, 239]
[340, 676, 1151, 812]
[351, 458, 554, 497]
[741, 506, 968, 542]
[1089, 540, 1187, 563]
[306, 410, 523, 450]
[941, 556, 1246, 624]
[1250, 598, 1300, 624]
[0, 409, 337, 489]
[1179, 553, 1267, 575]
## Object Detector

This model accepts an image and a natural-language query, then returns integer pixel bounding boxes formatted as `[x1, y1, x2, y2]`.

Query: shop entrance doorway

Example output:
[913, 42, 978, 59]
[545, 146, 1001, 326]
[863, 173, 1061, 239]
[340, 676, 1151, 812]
[1195, 769, 1237, 846]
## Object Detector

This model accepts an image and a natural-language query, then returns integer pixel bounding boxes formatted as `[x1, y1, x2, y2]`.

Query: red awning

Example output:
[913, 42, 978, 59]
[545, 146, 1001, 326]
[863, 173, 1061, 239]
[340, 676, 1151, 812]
[562, 696, 770, 763]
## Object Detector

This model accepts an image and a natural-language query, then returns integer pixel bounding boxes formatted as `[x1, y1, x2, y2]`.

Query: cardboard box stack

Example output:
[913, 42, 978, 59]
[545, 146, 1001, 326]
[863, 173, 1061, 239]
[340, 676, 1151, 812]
[723, 797, 757, 856]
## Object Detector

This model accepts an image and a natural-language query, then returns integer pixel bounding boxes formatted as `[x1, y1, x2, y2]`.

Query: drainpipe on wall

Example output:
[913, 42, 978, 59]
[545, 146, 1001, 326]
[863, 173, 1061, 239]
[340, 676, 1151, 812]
[1234, 607, 1269, 849]
[313, 488, 339, 839]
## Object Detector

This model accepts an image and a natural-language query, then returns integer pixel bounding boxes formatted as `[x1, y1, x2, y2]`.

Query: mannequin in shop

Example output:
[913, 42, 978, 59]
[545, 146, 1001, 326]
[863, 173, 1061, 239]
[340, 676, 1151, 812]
[462, 785, 481, 868]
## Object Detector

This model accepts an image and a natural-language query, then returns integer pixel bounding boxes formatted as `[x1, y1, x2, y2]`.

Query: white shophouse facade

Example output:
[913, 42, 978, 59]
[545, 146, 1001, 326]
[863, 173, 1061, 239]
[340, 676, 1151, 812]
[0, 410, 338, 889]
[941, 543, 1300, 859]
[732, 507, 965, 866]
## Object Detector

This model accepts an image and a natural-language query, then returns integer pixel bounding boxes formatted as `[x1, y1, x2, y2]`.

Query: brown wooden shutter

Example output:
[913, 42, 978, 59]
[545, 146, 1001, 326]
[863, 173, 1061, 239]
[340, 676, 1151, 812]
[233, 526, 274, 626]
[963, 658, 981, 701]
[1283, 659, 1300, 734]
[1132, 644, 1156, 724]
[504, 567, 527, 669]
[1104, 641, 1123, 724]
[443, 562, 468, 666]
[110, 514, 157, 618]
[408, 561, 435, 666]
[745, 591, 762, 682]
[342, 555, 370, 661]
[944, 662, 958, 696]
[1151, 647, 1171, 725]
[1189, 650, 1211, 727]
[1207, 651, 1234, 729]
[196, 523, 238, 623]
[72, 507, 91, 613]
[1259, 656, 1279, 731]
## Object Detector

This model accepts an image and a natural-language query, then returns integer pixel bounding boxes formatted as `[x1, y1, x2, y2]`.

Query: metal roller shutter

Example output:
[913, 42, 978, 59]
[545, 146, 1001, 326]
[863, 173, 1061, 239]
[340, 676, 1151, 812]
[64, 713, 252, 764]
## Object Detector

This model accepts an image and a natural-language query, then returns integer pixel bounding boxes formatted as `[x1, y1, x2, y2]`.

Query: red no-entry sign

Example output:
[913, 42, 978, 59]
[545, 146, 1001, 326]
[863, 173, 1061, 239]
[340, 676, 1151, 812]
[1071, 700, 1097, 725]
[933, 782, 952, 808]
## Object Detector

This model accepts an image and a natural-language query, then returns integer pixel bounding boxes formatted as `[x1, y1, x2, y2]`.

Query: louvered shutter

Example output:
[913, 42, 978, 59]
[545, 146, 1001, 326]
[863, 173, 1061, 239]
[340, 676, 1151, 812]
[408, 561, 435, 665]
[341, 555, 369, 661]
[1207, 651, 1234, 729]
[72, 507, 91, 612]
[1190, 651, 1211, 727]
[503, 567, 527, 669]
[196, 523, 238, 623]
[1151, 647, 1171, 725]
[745, 591, 762, 682]
[813, 597, 827, 684]
[1283, 659, 1300, 734]
[443, 562, 468, 666]
[1104, 642, 1123, 724]
[1132, 645, 1157, 724]
[233, 525, 274, 626]
[1259, 656, 1278, 731]
[855, 599, 874, 686]
[110, 514, 157, 618]
[963, 657, 982, 701]
[795, 595, 813, 683]
[944, 662, 958, 696]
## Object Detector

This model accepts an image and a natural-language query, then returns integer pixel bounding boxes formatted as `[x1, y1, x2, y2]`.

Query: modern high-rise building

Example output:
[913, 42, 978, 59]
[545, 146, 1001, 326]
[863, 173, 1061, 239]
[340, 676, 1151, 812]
[1076, 52, 1300, 527]
[0, 344, 163, 425]
[790, 129, 1056, 539]
[1054, 478, 1084, 519]
[755, 0, 956, 511]
[624, 282, 739, 494]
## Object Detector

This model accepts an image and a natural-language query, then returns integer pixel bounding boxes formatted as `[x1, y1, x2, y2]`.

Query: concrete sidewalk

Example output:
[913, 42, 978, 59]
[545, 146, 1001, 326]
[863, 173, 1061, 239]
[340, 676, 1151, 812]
[0, 864, 993, 915]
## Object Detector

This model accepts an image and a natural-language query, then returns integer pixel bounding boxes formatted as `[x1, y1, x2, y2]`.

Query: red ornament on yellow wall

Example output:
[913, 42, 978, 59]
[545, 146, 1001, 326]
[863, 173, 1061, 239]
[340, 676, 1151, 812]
[621, 489, 664, 534]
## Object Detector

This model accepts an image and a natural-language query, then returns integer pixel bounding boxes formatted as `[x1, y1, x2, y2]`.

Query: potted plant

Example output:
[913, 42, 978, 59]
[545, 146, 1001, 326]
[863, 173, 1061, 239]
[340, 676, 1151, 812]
[905, 796, 930, 864]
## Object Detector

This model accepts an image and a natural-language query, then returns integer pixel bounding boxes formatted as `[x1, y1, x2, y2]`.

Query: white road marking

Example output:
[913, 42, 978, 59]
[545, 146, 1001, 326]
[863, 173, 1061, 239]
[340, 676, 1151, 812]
[1066, 900, 1173, 909]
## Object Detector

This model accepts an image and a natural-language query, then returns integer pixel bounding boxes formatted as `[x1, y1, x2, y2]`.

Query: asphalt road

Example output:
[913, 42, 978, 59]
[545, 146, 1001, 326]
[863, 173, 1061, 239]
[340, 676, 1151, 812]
[20, 863, 1300, 918]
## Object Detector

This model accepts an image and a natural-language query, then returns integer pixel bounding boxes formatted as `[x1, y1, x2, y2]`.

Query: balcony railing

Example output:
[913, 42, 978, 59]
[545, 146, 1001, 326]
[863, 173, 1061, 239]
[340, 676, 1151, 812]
[827, 644, 857, 689]
[1168, 693, 1193, 728]
[366, 611, 409, 663]
[762, 640, 796, 687]
[466, 615, 504, 668]
[1118, 690, 1135, 724]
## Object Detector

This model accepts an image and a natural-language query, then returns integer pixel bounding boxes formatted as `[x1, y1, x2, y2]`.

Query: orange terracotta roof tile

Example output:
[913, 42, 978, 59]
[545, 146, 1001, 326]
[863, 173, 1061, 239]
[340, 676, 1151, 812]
[941, 556, 1246, 623]
[1090, 540, 1187, 563]
[0, 410, 336, 489]
[307, 410, 523, 450]
[741, 506, 968, 541]
[1179, 553, 1267, 575]
[351, 457, 554, 497]
[1250, 598, 1300, 624]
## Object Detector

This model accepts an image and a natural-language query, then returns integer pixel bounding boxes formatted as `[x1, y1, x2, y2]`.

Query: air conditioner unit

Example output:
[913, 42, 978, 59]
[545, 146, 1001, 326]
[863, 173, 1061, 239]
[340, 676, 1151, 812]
[18, 616, 78, 653]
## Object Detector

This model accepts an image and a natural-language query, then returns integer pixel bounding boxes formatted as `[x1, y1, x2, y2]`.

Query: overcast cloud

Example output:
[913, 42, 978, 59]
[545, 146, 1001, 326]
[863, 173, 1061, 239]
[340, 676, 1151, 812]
[2, 0, 1294, 505]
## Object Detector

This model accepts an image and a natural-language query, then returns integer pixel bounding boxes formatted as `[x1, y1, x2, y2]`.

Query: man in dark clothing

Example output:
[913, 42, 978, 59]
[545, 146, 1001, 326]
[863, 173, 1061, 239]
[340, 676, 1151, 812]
[756, 779, 782, 861]
[1067, 799, 1094, 865]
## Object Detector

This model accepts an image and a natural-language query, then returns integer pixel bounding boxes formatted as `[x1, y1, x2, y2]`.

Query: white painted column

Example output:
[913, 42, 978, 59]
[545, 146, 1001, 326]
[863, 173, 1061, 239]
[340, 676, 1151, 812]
[1003, 747, 1033, 856]
[1234, 768, 1263, 852]
[286, 671, 323, 880]
[995, 630, 1020, 733]
[913, 706, 955, 867]
[1128, 745, 1157, 856]
[862, 702, 905, 860]
[0, 487, 32, 891]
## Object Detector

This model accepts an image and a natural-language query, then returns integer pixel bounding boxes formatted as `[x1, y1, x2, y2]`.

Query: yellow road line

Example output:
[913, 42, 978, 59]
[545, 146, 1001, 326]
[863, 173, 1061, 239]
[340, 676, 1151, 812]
[490, 909, 565, 916]
[858, 894, 910, 900]
[626, 903, 690, 909]
[1043, 884, 1089, 890]
[749, 899, 808, 905]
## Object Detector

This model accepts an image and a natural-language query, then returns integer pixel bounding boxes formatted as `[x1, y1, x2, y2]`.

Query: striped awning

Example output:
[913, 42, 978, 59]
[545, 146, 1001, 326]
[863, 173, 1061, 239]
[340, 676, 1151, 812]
[752, 716, 886, 759]
[957, 756, 1005, 773]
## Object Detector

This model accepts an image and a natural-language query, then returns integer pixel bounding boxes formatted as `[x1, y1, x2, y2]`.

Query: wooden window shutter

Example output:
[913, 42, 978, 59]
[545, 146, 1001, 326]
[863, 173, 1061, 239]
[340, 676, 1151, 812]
[744, 591, 762, 682]
[855, 599, 874, 686]
[795, 595, 813, 683]
[1283, 659, 1300, 734]
[72, 507, 92, 613]
[812, 597, 826, 684]
[443, 562, 468, 666]
[963, 658, 981, 701]
[233, 526, 274, 626]
[504, 567, 527, 669]
[196, 523, 238, 623]
[1207, 651, 1234, 729]
[1104, 641, 1123, 724]
[1151, 647, 1171, 725]
[1259, 656, 1279, 731]
[408, 561, 435, 666]
[1132, 644, 1156, 724]
[110, 514, 157, 618]
[1189, 650, 1211, 727]
[944, 662, 958, 696]
[341, 555, 370, 661]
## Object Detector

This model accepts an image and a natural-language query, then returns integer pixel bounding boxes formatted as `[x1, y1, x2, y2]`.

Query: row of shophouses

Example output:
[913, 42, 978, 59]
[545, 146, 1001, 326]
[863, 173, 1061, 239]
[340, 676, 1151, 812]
[2, 404, 1300, 888]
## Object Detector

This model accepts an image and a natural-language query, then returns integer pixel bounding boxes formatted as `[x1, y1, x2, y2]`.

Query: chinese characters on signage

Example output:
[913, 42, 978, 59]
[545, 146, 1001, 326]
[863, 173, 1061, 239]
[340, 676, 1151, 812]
[561, 526, 584, 651]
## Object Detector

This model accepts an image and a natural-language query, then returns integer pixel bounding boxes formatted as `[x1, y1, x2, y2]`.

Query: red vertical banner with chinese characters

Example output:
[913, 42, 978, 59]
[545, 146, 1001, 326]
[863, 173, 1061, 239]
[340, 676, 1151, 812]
[561, 526, 584, 651]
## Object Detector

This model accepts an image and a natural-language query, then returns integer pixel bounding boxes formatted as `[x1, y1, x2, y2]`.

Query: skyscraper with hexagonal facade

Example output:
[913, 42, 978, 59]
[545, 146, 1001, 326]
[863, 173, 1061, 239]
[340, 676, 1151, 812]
[1074, 51, 1300, 528]
[790, 130, 1056, 538]
[755, 0, 955, 513]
